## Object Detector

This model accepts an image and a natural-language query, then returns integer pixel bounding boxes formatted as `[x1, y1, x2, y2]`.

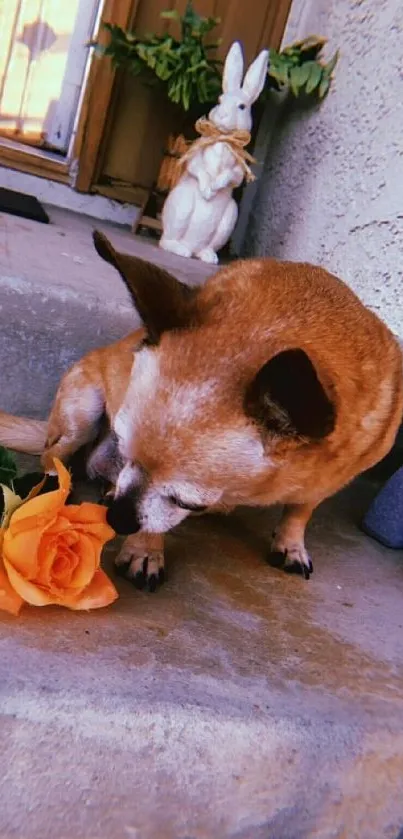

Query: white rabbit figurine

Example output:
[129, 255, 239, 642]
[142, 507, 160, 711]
[159, 41, 269, 264]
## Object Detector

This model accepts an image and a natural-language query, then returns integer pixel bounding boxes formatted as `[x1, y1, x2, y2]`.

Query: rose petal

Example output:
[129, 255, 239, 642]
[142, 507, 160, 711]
[50, 547, 78, 588]
[67, 532, 98, 589]
[7, 511, 58, 538]
[35, 534, 59, 587]
[0, 459, 117, 613]
[64, 503, 115, 542]
[0, 533, 23, 616]
[0, 568, 23, 615]
[2, 525, 43, 577]
[65, 569, 118, 611]
[3, 555, 55, 606]
[7, 458, 71, 526]
[41, 516, 71, 536]
[3, 556, 117, 610]
[5, 514, 71, 579]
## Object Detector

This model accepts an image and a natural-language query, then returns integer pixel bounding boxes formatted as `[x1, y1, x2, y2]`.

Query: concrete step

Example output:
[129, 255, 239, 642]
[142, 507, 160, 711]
[0, 207, 215, 417]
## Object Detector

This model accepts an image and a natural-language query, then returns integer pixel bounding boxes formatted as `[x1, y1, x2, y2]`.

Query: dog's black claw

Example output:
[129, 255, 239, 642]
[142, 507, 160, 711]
[267, 551, 286, 569]
[147, 574, 158, 593]
[115, 561, 131, 578]
[133, 571, 146, 590]
[284, 561, 298, 575]
[284, 561, 312, 580]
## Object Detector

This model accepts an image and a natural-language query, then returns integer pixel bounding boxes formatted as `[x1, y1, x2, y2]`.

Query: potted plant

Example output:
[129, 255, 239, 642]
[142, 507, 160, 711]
[266, 35, 339, 101]
[96, 4, 222, 117]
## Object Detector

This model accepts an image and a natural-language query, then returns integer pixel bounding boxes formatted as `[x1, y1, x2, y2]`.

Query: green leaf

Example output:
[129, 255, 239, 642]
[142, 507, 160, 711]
[160, 10, 180, 20]
[289, 63, 312, 95]
[182, 74, 191, 110]
[318, 75, 330, 98]
[305, 62, 323, 94]
[0, 447, 17, 487]
[268, 55, 290, 87]
[156, 62, 171, 81]
[97, 0, 221, 112]
[323, 49, 339, 77]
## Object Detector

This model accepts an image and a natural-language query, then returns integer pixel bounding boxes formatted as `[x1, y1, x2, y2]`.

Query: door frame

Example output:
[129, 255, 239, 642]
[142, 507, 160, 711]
[72, 0, 139, 192]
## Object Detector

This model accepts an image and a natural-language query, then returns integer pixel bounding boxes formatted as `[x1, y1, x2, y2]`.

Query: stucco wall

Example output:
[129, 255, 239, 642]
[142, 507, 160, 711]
[238, 0, 403, 338]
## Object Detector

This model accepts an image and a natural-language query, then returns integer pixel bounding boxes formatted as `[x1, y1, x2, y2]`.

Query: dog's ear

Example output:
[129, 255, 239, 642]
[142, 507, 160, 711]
[244, 349, 336, 440]
[93, 230, 198, 342]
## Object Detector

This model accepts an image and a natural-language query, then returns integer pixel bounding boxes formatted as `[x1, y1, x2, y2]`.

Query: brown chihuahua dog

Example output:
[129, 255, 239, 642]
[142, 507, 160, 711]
[0, 230, 402, 590]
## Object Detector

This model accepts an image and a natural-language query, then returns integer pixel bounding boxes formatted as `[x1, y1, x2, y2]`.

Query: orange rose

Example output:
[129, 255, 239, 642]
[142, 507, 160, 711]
[0, 458, 117, 615]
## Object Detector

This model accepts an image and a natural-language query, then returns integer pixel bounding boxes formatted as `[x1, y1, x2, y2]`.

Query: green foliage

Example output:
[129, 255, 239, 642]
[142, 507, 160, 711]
[93, 5, 337, 114]
[95, 1, 222, 112]
[0, 447, 17, 488]
[268, 35, 339, 100]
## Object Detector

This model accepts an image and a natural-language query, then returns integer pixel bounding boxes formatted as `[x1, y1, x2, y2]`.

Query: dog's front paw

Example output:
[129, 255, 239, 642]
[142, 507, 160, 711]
[114, 534, 165, 592]
[268, 534, 313, 580]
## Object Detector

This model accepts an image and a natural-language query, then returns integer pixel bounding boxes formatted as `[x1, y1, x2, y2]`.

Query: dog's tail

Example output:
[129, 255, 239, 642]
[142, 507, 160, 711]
[0, 411, 47, 455]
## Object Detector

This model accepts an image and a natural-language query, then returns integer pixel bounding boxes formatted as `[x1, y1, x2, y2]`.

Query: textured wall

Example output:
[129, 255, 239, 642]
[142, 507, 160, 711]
[240, 0, 403, 337]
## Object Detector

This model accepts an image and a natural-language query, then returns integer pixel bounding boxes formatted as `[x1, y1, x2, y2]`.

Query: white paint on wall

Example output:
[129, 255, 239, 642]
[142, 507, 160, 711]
[0, 165, 141, 227]
[239, 0, 403, 338]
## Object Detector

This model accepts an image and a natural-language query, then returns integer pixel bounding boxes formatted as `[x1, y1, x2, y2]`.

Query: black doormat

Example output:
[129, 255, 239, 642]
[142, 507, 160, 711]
[0, 187, 49, 224]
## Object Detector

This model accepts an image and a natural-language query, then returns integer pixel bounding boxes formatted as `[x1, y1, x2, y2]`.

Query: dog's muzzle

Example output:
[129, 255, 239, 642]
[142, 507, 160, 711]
[105, 495, 141, 535]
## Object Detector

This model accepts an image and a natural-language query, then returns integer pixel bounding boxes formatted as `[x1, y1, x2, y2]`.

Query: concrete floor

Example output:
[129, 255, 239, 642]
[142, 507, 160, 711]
[2, 476, 403, 839]
[0, 205, 215, 307]
[1, 208, 403, 839]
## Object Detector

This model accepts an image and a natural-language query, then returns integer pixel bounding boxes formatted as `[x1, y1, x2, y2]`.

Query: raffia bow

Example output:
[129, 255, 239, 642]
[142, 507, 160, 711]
[170, 117, 257, 191]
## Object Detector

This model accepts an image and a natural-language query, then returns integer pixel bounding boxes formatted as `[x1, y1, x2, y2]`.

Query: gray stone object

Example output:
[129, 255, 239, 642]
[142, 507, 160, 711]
[363, 465, 403, 549]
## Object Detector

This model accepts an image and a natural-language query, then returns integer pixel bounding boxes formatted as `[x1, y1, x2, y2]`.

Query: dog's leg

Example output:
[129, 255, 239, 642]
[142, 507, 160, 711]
[86, 432, 120, 483]
[42, 365, 105, 474]
[269, 503, 316, 580]
[114, 533, 165, 593]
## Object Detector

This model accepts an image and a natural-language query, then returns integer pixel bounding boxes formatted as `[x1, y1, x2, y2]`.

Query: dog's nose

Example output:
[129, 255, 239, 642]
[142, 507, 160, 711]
[105, 496, 141, 535]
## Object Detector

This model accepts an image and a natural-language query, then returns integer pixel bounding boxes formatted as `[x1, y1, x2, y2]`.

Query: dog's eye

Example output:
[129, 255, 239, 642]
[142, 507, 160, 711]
[238, 104, 246, 110]
[168, 495, 207, 512]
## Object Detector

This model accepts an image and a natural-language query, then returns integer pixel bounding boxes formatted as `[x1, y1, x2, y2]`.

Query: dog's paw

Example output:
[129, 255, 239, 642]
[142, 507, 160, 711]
[114, 541, 165, 592]
[268, 534, 313, 580]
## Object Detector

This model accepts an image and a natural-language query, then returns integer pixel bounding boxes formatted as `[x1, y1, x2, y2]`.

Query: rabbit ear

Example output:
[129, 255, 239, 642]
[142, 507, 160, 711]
[241, 49, 269, 104]
[223, 41, 244, 93]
